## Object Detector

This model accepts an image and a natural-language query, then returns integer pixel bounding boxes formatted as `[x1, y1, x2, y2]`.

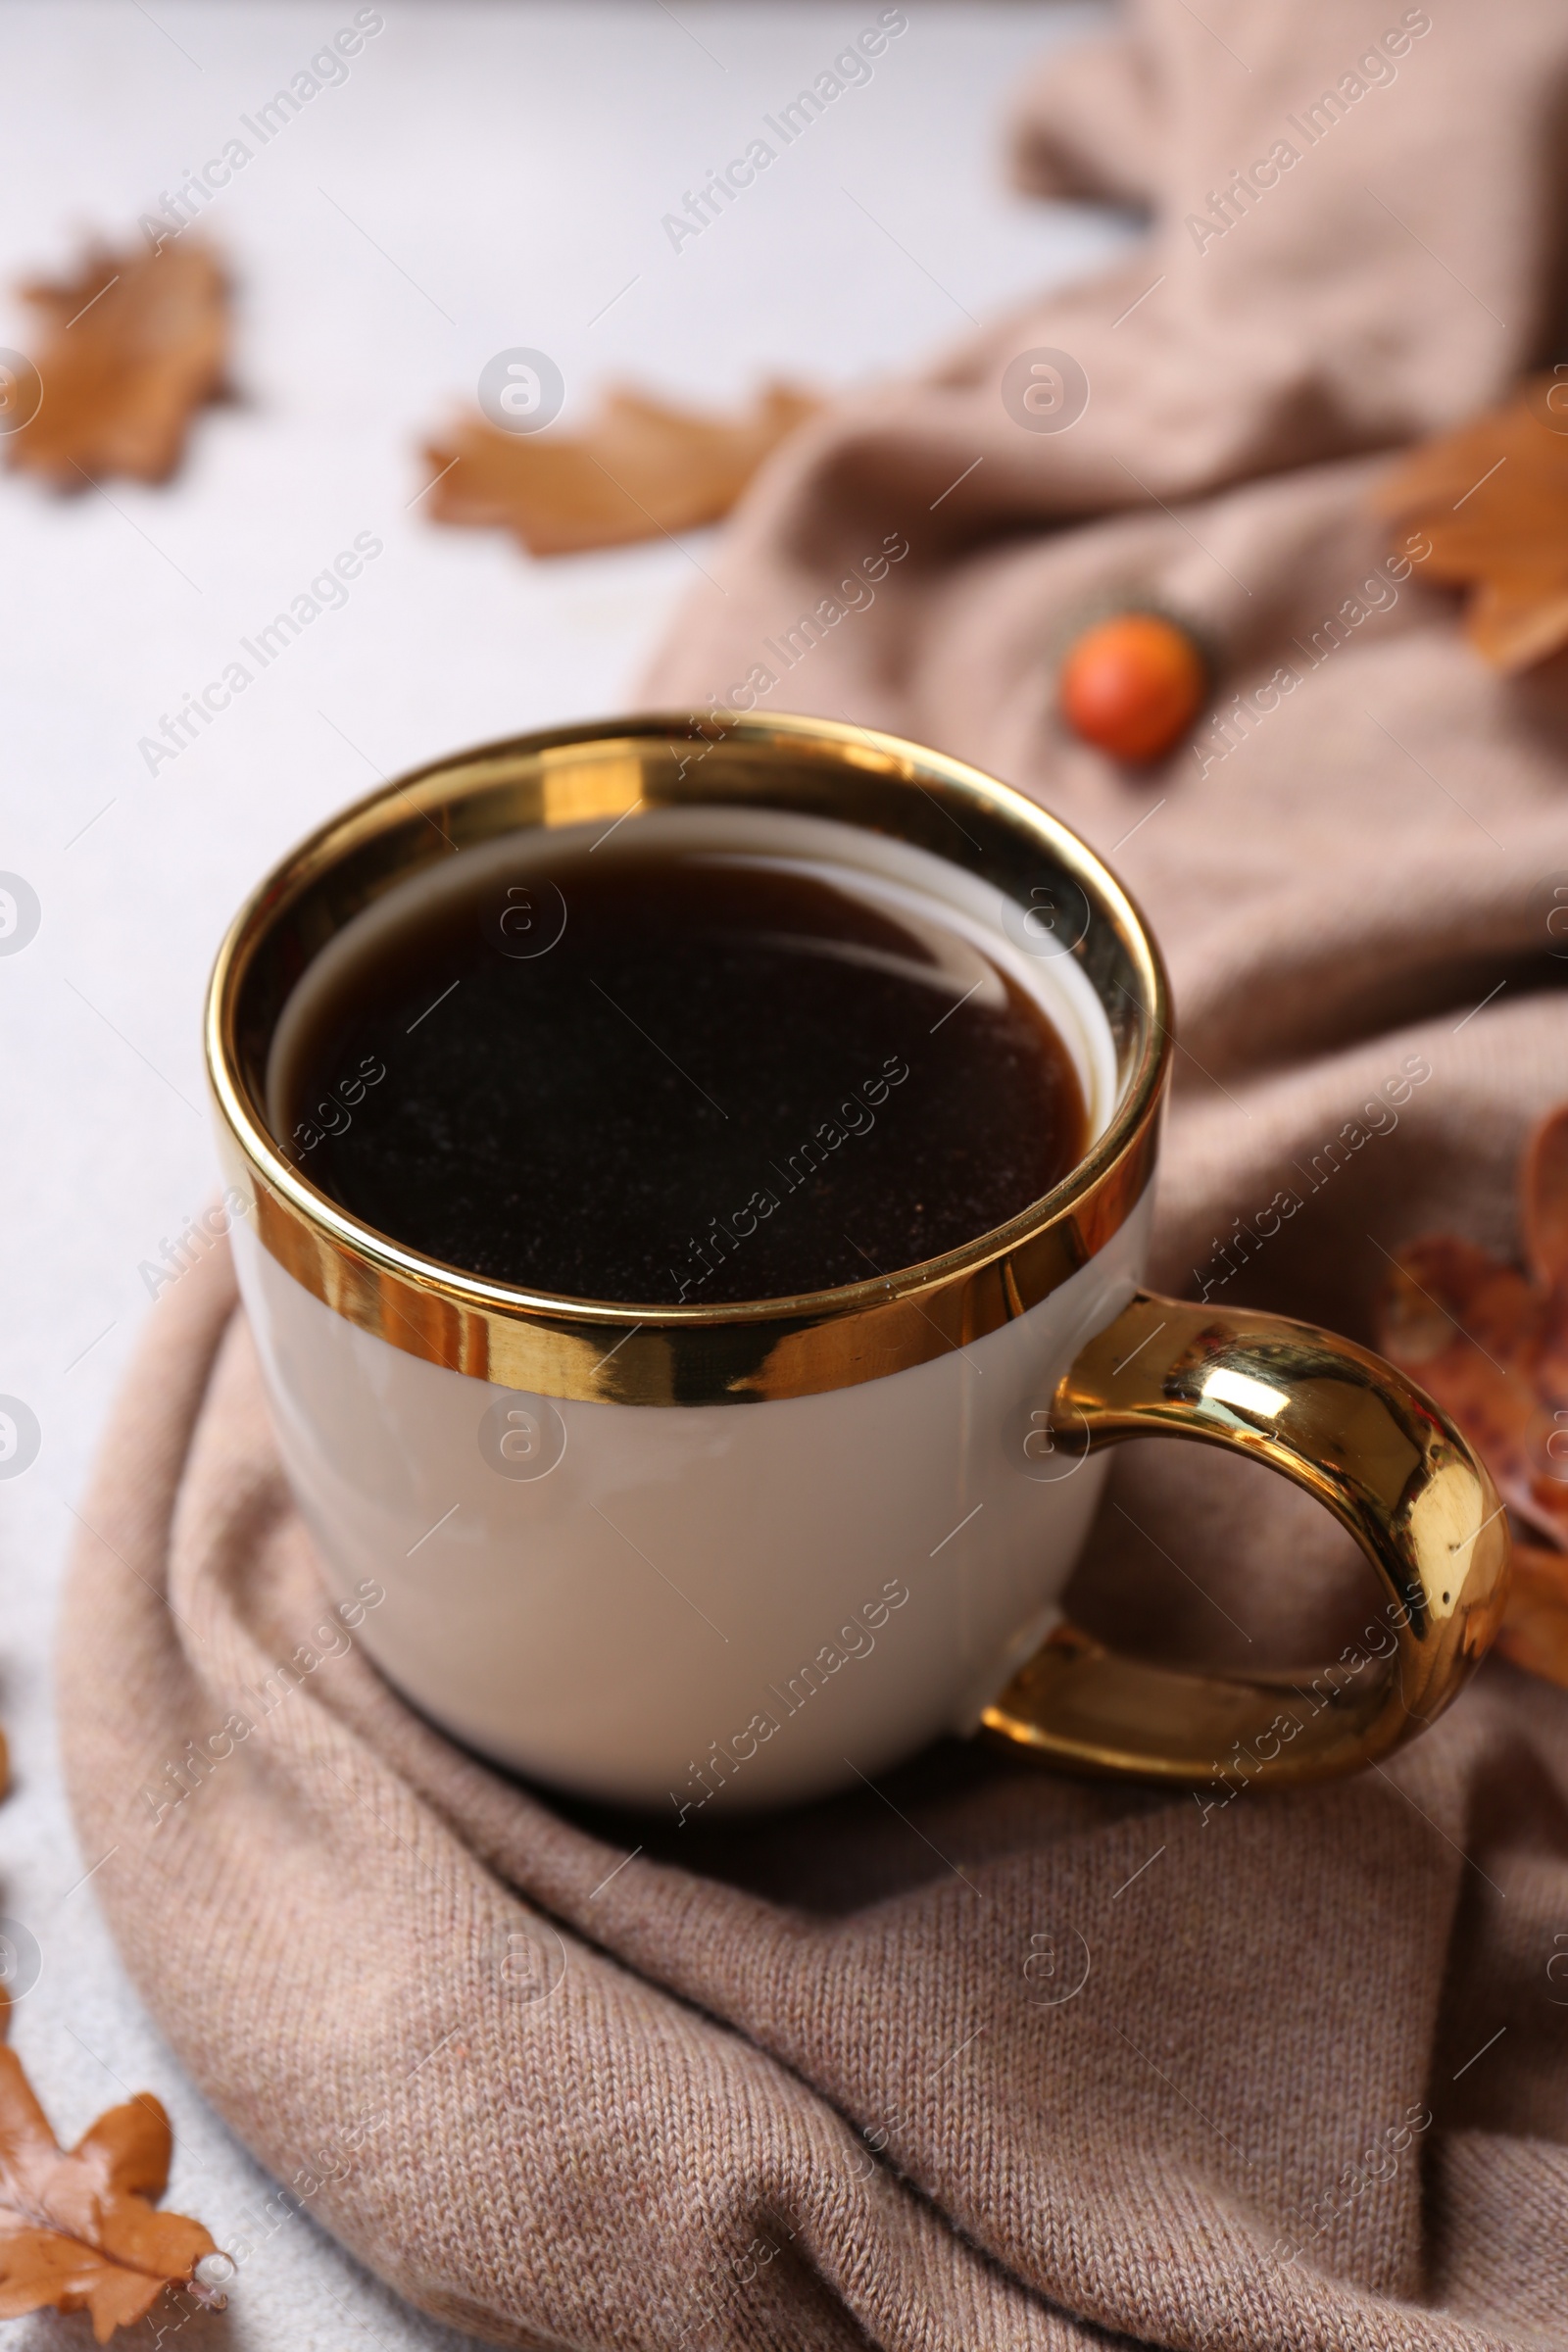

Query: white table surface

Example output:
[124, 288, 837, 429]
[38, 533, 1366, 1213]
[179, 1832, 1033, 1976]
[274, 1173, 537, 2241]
[0, 5, 1130, 2342]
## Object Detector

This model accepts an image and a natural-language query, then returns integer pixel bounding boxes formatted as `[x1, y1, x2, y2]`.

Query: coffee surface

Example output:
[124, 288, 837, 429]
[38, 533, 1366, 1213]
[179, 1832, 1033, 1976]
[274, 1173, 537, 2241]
[280, 834, 1088, 1303]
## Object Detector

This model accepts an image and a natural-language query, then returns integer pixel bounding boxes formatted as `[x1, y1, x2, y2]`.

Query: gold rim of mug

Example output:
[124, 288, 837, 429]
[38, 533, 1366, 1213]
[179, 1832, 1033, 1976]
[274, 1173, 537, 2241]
[205, 711, 1172, 1404]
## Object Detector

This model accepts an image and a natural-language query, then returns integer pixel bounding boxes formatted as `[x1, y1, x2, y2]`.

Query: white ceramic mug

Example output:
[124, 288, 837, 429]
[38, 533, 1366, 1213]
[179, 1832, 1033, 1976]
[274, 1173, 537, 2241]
[207, 714, 1507, 1814]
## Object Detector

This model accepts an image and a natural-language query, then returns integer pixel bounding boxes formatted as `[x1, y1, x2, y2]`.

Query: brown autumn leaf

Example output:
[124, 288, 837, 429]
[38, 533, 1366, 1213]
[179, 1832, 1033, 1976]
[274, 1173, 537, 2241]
[1373, 376, 1568, 670]
[6, 238, 230, 489]
[420, 380, 819, 556]
[1500, 1541, 1568, 1689]
[1375, 1102, 1568, 1685]
[0, 1990, 224, 2340]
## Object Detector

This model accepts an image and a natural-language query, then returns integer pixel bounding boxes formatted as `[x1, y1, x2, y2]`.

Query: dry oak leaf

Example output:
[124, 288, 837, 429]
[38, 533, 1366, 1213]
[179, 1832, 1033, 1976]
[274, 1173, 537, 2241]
[420, 380, 819, 556]
[1497, 1539, 1568, 1690]
[1373, 375, 1568, 671]
[1375, 1102, 1568, 1687]
[0, 1993, 223, 2341]
[7, 239, 230, 488]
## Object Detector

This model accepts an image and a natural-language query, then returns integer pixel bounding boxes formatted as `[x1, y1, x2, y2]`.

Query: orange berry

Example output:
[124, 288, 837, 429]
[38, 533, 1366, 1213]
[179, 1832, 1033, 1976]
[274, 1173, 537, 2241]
[1058, 612, 1207, 764]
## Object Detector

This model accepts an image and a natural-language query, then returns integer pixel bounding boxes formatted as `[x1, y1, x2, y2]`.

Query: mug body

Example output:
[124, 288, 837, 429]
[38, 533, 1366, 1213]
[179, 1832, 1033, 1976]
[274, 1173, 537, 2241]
[230, 1197, 1151, 1811]
[208, 716, 1168, 1812]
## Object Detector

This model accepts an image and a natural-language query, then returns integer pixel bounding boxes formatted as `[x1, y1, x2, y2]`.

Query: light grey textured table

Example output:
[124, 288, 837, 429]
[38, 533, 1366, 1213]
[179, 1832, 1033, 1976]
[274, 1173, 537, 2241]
[0, 5, 1129, 2341]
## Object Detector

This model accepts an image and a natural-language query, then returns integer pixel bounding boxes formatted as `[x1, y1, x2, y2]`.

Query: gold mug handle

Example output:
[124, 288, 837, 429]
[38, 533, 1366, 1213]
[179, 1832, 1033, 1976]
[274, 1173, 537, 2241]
[982, 1292, 1510, 1785]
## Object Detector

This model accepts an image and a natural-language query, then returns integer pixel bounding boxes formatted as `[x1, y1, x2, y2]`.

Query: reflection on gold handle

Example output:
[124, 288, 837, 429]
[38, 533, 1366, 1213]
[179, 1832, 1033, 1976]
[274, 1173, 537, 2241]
[982, 1292, 1510, 1785]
